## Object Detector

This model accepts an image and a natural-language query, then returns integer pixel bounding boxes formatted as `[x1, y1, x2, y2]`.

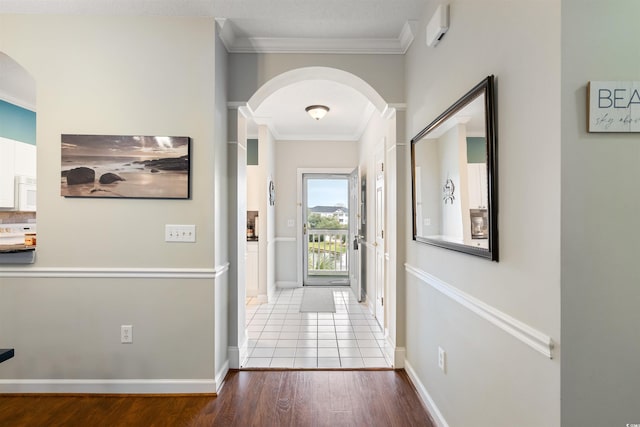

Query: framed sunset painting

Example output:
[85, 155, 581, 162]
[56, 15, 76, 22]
[61, 134, 191, 199]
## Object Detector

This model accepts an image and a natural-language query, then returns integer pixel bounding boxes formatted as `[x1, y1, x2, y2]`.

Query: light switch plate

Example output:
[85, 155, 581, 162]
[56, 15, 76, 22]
[165, 224, 196, 242]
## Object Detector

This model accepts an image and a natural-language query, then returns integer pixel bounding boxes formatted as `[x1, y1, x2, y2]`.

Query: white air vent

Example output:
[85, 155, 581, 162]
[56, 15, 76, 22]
[426, 3, 450, 47]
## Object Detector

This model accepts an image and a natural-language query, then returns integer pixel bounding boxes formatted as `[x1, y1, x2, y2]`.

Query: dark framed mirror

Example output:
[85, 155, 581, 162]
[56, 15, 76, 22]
[411, 75, 498, 261]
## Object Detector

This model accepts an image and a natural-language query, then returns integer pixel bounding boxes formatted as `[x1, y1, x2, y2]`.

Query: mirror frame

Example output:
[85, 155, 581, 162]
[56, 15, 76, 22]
[410, 75, 498, 261]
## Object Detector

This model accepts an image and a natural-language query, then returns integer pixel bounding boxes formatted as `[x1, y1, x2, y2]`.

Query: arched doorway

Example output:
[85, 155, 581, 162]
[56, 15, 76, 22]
[230, 66, 400, 369]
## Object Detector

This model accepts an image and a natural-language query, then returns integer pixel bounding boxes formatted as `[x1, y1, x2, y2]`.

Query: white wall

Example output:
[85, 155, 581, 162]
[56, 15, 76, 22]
[561, 1, 640, 425]
[438, 124, 465, 241]
[0, 15, 225, 392]
[404, 1, 561, 425]
[358, 113, 386, 307]
[258, 125, 276, 299]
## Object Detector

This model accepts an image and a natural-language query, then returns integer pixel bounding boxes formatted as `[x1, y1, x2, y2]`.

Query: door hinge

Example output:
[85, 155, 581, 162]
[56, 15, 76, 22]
[381, 230, 384, 239]
[381, 162, 384, 172]
[381, 297, 384, 306]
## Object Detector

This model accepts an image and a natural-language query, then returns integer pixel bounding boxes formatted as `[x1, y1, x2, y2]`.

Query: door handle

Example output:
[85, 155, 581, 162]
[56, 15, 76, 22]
[372, 242, 378, 247]
[303, 223, 307, 235]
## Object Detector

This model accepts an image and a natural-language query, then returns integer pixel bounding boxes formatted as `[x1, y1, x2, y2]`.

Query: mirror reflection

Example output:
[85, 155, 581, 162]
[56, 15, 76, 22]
[411, 76, 497, 261]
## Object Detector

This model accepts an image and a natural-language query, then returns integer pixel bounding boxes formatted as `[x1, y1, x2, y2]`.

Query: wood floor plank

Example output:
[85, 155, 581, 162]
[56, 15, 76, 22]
[274, 370, 298, 427]
[250, 371, 285, 426]
[0, 369, 435, 427]
[291, 370, 317, 426]
[329, 371, 353, 412]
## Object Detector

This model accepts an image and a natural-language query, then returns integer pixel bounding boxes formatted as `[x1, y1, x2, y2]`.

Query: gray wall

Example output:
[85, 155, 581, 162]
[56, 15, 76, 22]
[404, 1, 561, 425]
[274, 140, 359, 285]
[561, 1, 640, 425]
[227, 53, 405, 103]
[0, 15, 225, 391]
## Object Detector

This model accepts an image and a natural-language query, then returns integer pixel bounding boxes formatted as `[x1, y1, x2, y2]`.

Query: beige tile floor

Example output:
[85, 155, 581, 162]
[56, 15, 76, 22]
[243, 287, 392, 369]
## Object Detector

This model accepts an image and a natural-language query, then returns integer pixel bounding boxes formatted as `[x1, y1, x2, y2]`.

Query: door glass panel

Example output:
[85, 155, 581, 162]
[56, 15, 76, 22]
[303, 174, 350, 286]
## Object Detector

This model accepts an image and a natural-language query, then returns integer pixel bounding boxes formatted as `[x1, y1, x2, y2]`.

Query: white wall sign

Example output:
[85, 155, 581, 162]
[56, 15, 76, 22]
[588, 81, 640, 132]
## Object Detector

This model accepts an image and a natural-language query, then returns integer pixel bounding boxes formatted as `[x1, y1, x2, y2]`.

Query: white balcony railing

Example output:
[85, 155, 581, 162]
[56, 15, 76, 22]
[307, 228, 349, 276]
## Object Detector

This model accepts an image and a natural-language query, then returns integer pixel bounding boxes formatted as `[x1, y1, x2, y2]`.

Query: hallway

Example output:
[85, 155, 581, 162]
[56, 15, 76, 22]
[244, 287, 392, 369]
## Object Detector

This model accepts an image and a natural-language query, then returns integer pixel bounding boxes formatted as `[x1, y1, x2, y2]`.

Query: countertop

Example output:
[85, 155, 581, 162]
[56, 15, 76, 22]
[0, 244, 36, 253]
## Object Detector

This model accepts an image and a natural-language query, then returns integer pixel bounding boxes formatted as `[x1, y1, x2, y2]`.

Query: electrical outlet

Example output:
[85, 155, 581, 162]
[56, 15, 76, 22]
[424, 218, 431, 226]
[121, 325, 133, 344]
[287, 219, 295, 227]
[165, 224, 196, 242]
[438, 346, 446, 373]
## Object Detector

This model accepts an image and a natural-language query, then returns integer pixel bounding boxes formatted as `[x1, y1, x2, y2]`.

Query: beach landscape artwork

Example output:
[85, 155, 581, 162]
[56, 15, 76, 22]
[61, 134, 190, 199]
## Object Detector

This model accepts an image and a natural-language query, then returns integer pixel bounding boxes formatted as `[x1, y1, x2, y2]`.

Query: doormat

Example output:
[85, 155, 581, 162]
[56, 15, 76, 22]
[300, 288, 336, 313]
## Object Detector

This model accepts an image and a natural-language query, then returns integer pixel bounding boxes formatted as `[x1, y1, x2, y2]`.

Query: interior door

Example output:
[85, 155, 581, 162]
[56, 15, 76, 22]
[374, 162, 385, 326]
[349, 168, 362, 301]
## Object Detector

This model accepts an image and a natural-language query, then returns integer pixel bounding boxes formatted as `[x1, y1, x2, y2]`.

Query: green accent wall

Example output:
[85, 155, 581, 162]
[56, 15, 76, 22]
[466, 137, 486, 163]
[247, 139, 258, 165]
[0, 100, 36, 145]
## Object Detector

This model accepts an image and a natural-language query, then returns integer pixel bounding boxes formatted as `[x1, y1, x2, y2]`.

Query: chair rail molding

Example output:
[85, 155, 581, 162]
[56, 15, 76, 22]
[0, 263, 229, 279]
[404, 263, 554, 358]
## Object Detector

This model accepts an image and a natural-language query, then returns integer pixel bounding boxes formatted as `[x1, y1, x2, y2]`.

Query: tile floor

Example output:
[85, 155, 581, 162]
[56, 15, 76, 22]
[243, 287, 392, 369]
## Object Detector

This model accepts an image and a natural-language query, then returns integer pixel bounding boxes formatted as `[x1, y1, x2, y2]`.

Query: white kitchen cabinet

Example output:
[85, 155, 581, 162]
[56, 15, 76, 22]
[0, 137, 16, 208]
[0, 137, 36, 210]
[246, 241, 259, 297]
[14, 141, 36, 177]
[467, 163, 488, 209]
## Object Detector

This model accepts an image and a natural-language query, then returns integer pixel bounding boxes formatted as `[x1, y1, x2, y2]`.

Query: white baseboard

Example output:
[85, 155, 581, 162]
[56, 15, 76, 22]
[256, 294, 268, 303]
[276, 281, 299, 288]
[228, 330, 249, 369]
[0, 379, 217, 394]
[228, 346, 239, 369]
[404, 361, 449, 427]
[215, 360, 229, 393]
[382, 334, 405, 369]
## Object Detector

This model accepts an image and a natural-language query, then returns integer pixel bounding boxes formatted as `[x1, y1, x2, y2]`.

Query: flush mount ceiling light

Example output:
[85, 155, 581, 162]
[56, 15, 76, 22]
[305, 105, 330, 120]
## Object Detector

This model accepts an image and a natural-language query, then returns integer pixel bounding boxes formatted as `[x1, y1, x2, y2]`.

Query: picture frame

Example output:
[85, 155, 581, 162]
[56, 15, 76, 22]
[61, 134, 191, 199]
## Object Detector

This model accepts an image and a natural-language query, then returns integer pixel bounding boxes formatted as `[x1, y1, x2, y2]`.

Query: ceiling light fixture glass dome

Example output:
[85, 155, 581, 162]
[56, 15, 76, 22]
[305, 105, 330, 120]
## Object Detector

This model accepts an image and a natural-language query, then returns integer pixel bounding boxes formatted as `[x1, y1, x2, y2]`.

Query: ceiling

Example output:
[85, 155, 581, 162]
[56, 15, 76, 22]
[0, 0, 427, 139]
[252, 80, 376, 141]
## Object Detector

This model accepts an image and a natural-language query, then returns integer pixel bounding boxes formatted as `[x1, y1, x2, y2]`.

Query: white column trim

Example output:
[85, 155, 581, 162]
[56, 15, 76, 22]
[405, 263, 554, 359]
[214, 360, 229, 393]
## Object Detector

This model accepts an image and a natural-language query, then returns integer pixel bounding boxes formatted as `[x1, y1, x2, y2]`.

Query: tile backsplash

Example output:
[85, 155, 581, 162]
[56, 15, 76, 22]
[0, 211, 36, 224]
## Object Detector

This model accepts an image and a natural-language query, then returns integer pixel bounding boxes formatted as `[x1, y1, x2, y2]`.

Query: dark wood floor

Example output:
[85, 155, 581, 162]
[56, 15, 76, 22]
[0, 369, 434, 427]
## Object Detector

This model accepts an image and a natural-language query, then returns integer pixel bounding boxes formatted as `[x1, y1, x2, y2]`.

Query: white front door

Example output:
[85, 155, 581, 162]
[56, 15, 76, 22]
[302, 173, 350, 286]
[374, 161, 385, 326]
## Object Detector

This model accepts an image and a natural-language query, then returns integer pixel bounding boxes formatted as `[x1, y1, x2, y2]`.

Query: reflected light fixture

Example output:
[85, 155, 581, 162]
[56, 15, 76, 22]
[305, 105, 330, 120]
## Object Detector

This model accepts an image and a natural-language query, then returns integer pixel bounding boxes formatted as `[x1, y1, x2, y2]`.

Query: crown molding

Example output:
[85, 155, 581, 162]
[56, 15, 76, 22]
[0, 92, 36, 112]
[218, 19, 417, 54]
